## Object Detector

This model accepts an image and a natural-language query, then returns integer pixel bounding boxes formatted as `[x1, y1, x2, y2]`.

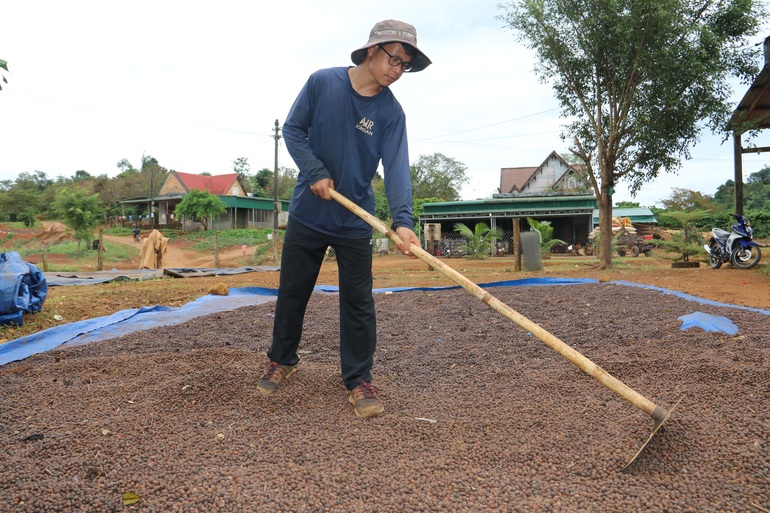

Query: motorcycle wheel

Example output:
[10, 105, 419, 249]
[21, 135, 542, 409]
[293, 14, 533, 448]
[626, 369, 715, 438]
[709, 252, 723, 269]
[730, 245, 761, 270]
[707, 241, 722, 269]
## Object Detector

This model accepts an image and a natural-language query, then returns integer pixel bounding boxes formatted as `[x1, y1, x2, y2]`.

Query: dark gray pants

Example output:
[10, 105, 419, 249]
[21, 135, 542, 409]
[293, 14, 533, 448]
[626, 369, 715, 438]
[268, 217, 375, 390]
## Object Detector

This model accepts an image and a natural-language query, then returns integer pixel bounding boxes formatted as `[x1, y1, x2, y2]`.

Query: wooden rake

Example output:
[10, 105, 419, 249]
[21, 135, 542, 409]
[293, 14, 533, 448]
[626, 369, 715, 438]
[329, 188, 682, 468]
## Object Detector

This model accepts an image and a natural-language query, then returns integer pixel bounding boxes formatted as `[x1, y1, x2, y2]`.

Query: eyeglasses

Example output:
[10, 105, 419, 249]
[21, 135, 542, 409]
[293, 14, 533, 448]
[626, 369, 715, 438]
[377, 44, 413, 72]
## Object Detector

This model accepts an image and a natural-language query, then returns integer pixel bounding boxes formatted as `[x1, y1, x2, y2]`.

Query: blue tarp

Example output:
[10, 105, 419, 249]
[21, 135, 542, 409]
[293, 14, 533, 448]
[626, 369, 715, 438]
[0, 287, 278, 365]
[0, 251, 48, 326]
[1, 276, 768, 366]
[678, 312, 739, 335]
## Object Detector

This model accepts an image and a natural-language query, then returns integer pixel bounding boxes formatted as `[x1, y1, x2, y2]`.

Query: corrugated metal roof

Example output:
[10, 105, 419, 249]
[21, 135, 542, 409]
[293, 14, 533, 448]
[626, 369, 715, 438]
[592, 208, 657, 224]
[419, 195, 598, 221]
[729, 36, 770, 132]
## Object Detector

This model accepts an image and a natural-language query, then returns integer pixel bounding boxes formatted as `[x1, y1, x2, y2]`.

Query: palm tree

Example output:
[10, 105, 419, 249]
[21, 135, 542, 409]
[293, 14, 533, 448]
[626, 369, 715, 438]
[453, 222, 502, 259]
[526, 218, 567, 255]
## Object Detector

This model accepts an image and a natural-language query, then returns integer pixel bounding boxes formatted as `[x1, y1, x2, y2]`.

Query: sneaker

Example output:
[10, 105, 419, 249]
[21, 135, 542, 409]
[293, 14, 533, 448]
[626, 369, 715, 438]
[348, 380, 384, 418]
[257, 361, 296, 396]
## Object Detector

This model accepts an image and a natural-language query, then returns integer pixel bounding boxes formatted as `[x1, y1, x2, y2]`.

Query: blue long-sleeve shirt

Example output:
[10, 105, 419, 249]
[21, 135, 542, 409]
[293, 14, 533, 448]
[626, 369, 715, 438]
[283, 67, 414, 239]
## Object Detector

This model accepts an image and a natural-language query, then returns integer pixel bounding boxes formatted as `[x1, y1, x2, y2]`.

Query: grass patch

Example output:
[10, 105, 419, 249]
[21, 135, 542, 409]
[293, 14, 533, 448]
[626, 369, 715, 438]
[183, 228, 277, 251]
[16, 239, 139, 272]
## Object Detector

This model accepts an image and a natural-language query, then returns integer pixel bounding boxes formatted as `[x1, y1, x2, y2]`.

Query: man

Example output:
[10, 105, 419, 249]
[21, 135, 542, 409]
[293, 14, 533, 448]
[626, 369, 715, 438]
[257, 20, 431, 418]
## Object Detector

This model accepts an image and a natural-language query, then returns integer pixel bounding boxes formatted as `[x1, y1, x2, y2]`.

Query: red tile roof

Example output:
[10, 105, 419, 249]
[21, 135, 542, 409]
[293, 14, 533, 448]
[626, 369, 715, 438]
[175, 172, 238, 195]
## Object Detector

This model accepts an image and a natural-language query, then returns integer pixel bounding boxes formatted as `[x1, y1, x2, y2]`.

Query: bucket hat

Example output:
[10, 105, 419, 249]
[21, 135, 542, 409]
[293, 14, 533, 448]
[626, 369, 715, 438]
[351, 19, 431, 72]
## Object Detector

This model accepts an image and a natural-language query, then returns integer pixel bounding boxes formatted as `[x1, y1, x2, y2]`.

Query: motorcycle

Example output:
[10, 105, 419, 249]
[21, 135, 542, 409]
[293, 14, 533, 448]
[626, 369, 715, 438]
[704, 214, 762, 270]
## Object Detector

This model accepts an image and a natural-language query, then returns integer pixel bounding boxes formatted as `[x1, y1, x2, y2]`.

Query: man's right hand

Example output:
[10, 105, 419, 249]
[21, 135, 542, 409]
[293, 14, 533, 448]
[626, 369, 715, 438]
[310, 178, 335, 201]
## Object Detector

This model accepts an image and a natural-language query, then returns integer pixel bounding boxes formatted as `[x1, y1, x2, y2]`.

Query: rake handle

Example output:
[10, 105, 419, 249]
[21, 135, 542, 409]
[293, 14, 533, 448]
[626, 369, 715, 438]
[329, 188, 668, 424]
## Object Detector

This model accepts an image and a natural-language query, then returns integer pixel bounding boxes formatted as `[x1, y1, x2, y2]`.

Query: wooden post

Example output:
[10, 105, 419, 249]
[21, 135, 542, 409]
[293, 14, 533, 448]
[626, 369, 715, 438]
[214, 232, 220, 268]
[733, 130, 744, 216]
[42, 243, 48, 272]
[97, 229, 104, 271]
[513, 217, 521, 272]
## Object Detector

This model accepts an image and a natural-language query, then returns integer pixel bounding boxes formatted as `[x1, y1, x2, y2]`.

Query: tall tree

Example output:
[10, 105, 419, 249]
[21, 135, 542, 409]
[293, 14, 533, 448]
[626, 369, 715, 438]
[498, 0, 764, 268]
[140, 153, 167, 200]
[116, 158, 136, 174]
[410, 153, 469, 201]
[233, 157, 251, 176]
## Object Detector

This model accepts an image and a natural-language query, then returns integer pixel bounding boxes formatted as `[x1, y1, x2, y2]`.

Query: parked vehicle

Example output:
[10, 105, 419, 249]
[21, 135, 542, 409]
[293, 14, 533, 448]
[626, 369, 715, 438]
[704, 214, 762, 269]
[584, 229, 653, 257]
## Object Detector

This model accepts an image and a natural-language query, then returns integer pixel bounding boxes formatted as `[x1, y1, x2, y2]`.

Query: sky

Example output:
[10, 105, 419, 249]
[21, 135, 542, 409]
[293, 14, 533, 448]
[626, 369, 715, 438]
[1, 0, 768, 208]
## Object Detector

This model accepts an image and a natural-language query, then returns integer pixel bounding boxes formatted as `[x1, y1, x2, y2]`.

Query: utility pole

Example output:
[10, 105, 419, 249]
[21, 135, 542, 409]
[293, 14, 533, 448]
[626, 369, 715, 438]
[273, 119, 282, 265]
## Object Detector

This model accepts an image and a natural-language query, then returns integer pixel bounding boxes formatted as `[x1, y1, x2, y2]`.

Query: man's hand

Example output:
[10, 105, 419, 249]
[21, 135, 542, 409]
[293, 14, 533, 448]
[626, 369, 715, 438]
[394, 226, 420, 258]
[310, 178, 335, 200]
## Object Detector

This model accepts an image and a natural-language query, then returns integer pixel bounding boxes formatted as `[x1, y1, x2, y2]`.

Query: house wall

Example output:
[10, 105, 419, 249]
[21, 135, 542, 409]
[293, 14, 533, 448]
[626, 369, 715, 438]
[160, 175, 186, 195]
[521, 155, 571, 194]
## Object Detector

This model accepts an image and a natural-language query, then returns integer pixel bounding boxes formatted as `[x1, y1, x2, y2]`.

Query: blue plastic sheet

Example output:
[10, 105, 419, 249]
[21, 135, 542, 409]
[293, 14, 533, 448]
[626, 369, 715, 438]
[2, 276, 768, 367]
[0, 287, 277, 365]
[678, 312, 739, 335]
[0, 251, 48, 326]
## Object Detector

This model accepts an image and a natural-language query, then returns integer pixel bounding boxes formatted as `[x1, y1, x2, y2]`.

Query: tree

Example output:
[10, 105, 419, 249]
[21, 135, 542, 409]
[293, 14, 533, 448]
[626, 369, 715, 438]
[73, 170, 93, 181]
[233, 157, 250, 176]
[54, 188, 103, 256]
[659, 188, 715, 212]
[116, 158, 136, 174]
[249, 166, 297, 200]
[410, 153, 469, 201]
[173, 189, 227, 231]
[654, 210, 709, 263]
[140, 153, 167, 200]
[0, 59, 9, 90]
[615, 201, 641, 208]
[453, 222, 503, 259]
[744, 166, 770, 211]
[250, 168, 274, 198]
[276, 166, 297, 200]
[713, 180, 736, 210]
[0, 171, 55, 222]
[498, 0, 764, 269]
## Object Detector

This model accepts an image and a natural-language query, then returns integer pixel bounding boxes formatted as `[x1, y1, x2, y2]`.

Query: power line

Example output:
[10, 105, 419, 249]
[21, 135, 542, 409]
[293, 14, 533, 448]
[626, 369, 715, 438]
[413, 107, 560, 142]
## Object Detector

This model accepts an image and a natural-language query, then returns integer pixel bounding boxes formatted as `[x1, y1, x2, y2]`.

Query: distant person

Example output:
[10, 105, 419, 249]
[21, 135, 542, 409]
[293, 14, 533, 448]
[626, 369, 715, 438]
[256, 20, 431, 418]
[133, 225, 140, 243]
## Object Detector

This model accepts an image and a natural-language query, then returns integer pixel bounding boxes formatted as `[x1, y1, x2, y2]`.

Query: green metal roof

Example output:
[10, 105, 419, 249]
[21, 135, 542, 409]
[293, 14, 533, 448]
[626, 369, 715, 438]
[219, 196, 289, 210]
[419, 195, 598, 220]
[592, 207, 657, 224]
[120, 194, 289, 211]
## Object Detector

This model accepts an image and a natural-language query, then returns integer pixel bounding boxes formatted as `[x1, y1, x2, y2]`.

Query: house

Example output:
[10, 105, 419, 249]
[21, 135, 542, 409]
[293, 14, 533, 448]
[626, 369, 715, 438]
[120, 171, 289, 231]
[419, 151, 596, 251]
[498, 151, 587, 196]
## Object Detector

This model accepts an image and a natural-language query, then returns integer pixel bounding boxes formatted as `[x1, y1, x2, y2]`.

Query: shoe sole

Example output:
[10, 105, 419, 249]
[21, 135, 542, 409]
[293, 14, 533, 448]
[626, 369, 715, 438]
[348, 395, 384, 418]
[257, 367, 296, 396]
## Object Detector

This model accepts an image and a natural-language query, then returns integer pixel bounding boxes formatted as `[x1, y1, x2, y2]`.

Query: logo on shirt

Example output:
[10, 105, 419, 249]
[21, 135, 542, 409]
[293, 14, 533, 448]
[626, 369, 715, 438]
[355, 117, 374, 136]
